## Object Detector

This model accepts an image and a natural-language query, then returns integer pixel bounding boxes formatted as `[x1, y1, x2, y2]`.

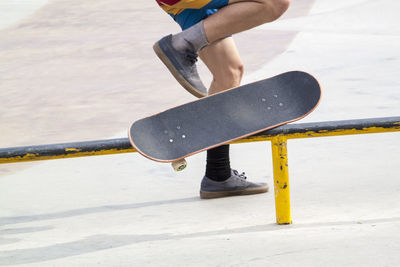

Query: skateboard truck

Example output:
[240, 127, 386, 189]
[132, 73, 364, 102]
[171, 158, 187, 171]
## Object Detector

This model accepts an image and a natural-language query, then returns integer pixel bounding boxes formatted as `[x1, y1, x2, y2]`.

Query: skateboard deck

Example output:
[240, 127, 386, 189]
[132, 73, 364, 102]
[129, 71, 321, 169]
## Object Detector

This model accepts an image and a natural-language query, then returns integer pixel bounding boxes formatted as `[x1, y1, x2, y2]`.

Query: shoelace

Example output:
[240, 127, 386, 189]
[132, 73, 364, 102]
[185, 50, 198, 65]
[232, 169, 247, 180]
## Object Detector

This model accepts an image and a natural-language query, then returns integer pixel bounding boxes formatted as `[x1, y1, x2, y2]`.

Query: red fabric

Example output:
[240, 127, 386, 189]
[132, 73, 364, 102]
[156, 0, 181, 6]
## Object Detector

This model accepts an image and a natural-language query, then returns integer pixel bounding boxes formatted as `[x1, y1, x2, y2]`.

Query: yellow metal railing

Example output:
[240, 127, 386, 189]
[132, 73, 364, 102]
[271, 135, 291, 224]
[1, 117, 400, 224]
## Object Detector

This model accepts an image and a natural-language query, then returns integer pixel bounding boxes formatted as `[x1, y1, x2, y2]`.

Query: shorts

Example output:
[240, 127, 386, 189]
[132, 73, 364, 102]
[156, 0, 229, 30]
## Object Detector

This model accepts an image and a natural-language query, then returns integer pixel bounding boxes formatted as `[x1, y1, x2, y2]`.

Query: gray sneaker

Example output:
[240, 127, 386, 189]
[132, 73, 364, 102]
[200, 169, 269, 199]
[153, 34, 207, 98]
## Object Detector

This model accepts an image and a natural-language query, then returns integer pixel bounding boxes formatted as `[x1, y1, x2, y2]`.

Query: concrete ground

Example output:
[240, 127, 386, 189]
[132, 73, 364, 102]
[1, 0, 400, 266]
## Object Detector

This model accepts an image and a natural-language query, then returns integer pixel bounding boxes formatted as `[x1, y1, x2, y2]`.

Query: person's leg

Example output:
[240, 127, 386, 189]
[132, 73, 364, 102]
[171, 0, 290, 50]
[198, 37, 269, 198]
[201, 37, 243, 181]
[154, 0, 290, 97]
[204, 0, 290, 43]
[199, 36, 244, 95]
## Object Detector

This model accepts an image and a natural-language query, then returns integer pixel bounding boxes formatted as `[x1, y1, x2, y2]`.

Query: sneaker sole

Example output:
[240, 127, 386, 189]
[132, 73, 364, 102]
[153, 42, 207, 99]
[200, 185, 269, 199]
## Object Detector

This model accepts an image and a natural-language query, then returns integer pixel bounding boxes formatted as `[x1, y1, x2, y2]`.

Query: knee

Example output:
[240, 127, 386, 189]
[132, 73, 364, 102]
[262, 0, 290, 22]
[274, 0, 290, 19]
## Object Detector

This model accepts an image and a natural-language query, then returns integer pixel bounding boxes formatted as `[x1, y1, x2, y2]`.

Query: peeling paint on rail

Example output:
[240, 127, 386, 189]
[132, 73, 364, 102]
[0, 117, 399, 164]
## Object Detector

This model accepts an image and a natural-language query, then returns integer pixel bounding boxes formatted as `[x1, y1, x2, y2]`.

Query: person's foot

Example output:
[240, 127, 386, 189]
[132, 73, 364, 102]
[200, 169, 269, 199]
[153, 34, 207, 98]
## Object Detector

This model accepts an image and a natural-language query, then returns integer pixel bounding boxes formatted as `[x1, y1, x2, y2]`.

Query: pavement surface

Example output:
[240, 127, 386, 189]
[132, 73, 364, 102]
[1, 0, 400, 266]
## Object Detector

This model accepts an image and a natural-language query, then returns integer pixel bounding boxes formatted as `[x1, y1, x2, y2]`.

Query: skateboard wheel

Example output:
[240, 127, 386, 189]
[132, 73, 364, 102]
[172, 159, 187, 171]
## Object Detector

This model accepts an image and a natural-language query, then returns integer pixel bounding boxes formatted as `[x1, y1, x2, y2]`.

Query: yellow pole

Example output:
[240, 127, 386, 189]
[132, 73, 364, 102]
[271, 135, 292, 224]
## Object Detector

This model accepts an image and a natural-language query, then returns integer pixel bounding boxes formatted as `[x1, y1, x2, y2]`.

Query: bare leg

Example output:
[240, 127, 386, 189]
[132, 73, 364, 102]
[199, 37, 244, 95]
[198, 37, 269, 198]
[201, 37, 241, 184]
[204, 0, 290, 43]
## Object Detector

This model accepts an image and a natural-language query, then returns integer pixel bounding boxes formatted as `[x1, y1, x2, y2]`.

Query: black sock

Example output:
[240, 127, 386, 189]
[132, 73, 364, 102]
[205, 145, 231, 182]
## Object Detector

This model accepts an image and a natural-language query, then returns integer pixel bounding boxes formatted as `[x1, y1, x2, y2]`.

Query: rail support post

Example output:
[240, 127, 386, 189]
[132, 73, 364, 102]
[271, 135, 292, 225]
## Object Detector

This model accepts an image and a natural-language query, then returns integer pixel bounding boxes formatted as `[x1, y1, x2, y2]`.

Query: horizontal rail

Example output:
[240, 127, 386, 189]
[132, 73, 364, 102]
[238, 116, 400, 142]
[1, 116, 399, 164]
[0, 138, 135, 164]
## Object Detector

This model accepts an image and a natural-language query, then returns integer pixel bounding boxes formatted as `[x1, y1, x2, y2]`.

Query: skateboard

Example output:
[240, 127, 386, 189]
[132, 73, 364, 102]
[128, 71, 321, 171]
